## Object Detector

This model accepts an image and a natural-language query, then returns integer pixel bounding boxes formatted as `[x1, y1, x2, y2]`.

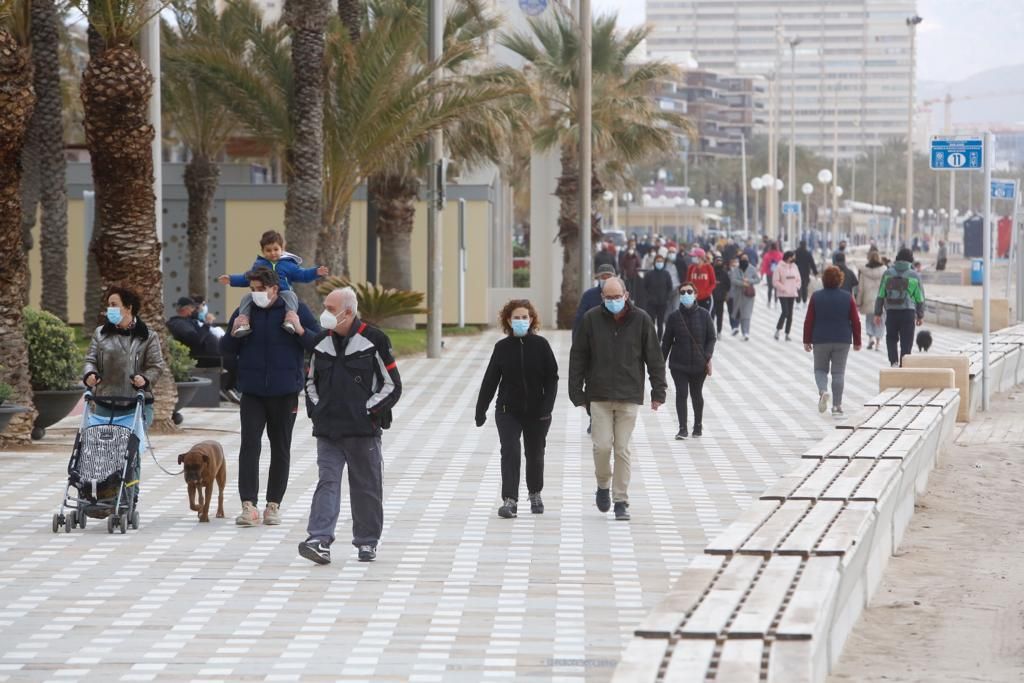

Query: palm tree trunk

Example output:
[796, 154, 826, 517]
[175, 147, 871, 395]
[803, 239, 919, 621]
[31, 0, 69, 322]
[184, 152, 219, 299]
[316, 204, 349, 280]
[82, 45, 177, 432]
[17, 132, 38, 309]
[0, 28, 38, 444]
[371, 172, 418, 330]
[337, 0, 362, 41]
[555, 144, 581, 329]
[282, 0, 329, 304]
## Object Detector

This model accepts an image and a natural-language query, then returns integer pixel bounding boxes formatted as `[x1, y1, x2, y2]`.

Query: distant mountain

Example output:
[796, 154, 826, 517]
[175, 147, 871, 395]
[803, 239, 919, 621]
[919, 63, 1024, 130]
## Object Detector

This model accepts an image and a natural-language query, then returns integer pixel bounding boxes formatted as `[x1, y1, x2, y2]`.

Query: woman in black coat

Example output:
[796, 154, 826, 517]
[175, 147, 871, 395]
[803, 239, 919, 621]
[643, 253, 674, 340]
[662, 282, 716, 440]
[475, 299, 559, 519]
[711, 255, 731, 336]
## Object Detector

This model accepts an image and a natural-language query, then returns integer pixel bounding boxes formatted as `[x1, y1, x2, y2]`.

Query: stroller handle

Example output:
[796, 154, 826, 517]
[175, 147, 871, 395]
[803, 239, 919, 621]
[83, 390, 147, 404]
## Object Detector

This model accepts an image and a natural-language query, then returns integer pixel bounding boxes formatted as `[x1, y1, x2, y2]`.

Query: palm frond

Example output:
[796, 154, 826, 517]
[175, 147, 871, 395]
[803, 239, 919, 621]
[70, 0, 168, 47]
[0, 0, 31, 45]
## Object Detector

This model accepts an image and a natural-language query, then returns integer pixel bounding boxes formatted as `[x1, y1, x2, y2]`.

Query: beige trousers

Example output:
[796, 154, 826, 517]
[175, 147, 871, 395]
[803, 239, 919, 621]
[590, 401, 639, 504]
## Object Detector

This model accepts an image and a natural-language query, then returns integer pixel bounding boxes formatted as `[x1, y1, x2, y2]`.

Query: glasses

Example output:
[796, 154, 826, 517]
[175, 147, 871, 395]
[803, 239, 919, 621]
[680, 289, 695, 295]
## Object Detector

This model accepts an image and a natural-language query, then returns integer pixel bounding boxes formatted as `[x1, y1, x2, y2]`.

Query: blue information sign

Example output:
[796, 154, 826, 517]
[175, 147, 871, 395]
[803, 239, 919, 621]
[782, 201, 801, 215]
[930, 137, 983, 170]
[991, 180, 1017, 200]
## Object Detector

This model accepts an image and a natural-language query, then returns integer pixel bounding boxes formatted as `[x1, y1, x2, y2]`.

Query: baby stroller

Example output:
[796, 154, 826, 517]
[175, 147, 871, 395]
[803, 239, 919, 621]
[51, 390, 148, 534]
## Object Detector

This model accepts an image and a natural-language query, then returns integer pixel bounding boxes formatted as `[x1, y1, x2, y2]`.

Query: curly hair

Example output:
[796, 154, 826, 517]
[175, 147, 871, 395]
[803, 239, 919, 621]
[105, 286, 141, 316]
[498, 299, 540, 336]
[821, 265, 845, 289]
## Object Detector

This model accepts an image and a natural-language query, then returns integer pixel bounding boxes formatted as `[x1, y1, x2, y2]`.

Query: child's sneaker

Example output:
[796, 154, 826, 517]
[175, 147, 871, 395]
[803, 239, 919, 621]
[282, 322, 297, 334]
[231, 323, 251, 338]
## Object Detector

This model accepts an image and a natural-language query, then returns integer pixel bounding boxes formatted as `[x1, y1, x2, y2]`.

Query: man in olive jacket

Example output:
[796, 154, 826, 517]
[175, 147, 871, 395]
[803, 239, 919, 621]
[569, 277, 667, 521]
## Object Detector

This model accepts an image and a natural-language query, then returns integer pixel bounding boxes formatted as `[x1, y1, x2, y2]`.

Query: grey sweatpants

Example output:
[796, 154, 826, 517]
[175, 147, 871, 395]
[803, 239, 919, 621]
[813, 343, 851, 408]
[306, 436, 383, 548]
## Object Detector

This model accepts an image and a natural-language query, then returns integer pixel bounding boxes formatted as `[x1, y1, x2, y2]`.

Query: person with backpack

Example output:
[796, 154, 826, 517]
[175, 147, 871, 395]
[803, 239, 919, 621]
[874, 247, 925, 367]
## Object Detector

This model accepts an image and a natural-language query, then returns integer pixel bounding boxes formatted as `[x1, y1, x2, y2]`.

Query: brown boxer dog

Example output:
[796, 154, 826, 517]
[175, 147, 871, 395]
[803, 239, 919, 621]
[177, 440, 226, 523]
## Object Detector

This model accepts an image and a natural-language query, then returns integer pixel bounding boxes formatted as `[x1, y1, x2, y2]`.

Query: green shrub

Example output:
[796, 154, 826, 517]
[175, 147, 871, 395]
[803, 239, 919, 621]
[0, 381, 11, 405]
[513, 268, 530, 288]
[513, 242, 529, 258]
[316, 277, 428, 326]
[24, 307, 81, 391]
[167, 339, 198, 382]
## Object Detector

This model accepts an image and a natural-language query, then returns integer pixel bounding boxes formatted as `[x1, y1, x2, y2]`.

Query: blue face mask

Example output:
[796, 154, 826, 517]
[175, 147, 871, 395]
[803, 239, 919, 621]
[511, 319, 531, 337]
[654, 262, 664, 270]
[604, 298, 625, 315]
[199, 304, 209, 319]
[106, 307, 123, 325]
[680, 293, 696, 307]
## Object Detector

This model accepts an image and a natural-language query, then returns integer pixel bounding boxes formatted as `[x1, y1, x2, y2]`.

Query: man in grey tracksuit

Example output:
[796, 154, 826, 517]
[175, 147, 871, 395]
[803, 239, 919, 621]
[568, 277, 668, 521]
[295, 287, 402, 565]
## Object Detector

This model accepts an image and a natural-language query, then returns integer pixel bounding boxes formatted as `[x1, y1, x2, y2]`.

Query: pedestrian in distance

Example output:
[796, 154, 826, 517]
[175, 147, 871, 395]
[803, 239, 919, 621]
[662, 282, 716, 439]
[297, 287, 402, 565]
[220, 267, 321, 527]
[569, 277, 667, 522]
[618, 239, 643, 297]
[711, 255, 731, 336]
[874, 247, 925, 367]
[685, 248, 717, 313]
[772, 251, 802, 341]
[729, 255, 761, 341]
[593, 240, 617, 275]
[217, 229, 328, 337]
[666, 247, 682, 312]
[832, 252, 859, 297]
[760, 241, 784, 308]
[572, 264, 617, 340]
[857, 249, 887, 351]
[935, 240, 948, 271]
[803, 266, 862, 416]
[475, 300, 558, 519]
[794, 240, 819, 305]
[644, 254, 674, 340]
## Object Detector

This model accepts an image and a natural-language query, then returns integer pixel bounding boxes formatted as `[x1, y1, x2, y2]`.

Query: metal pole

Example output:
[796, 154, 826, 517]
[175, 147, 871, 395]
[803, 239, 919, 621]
[982, 131, 993, 410]
[458, 199, 466, 328]
[140, 5, 162, 246]
[579, 0, 592, 292]
[1017, 191, 1024, 323]
[767, 73, 777, 240]
[741, 136, 749, 232]
[831, 84, 839, 252]
[426, 0, 444, 358]
[905, 16, 922, 247]
[788, 39, 799, 249]
[366, 194, 378, 284]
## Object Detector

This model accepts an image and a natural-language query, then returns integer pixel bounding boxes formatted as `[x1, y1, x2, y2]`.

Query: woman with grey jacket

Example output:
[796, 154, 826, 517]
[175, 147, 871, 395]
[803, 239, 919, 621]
[83, 286, 165, 427]
[728, 256, 761, 340]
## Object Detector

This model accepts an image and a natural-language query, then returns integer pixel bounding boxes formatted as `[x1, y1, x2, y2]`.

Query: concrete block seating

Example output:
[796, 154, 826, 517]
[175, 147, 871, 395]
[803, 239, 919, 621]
[971, 298, 1010, 333]
[614, 387, 960, 683]
[953, 323, 1024, 417]
[899, 355, 970, 422]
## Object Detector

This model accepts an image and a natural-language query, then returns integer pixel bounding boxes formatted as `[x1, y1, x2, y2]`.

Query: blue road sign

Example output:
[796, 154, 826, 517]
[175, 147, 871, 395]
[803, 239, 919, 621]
[782, 201, 801, 215]
[930, 137, 983, 170]
[991, 179, 1017, 200]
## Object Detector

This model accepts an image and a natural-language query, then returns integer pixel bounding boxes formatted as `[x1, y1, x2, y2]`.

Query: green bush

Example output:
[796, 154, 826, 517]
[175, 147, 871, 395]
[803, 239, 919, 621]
[24, 307, 81, 391]
[167, 339, 198, 382]
[0, 381, 11, 405]
[316, 277, 428, 326]
[513, 268, 530, 288]
[513, 242, 529, 258]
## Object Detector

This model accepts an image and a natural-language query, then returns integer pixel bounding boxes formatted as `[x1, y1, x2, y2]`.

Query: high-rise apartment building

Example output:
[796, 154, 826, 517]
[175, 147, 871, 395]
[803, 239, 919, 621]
[646, 0, 918, 159]
[215, 0, 282, 22]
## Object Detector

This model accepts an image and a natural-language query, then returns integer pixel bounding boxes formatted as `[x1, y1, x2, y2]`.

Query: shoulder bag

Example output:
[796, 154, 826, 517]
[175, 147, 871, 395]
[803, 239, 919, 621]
[679, 314, 712, 377]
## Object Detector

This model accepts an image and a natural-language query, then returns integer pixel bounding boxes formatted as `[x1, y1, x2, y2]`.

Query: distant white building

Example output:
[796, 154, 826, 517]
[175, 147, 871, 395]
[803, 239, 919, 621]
[215, 0, 281, 22]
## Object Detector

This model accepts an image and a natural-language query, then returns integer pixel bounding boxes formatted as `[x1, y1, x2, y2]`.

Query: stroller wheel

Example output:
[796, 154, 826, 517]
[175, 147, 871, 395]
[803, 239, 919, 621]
[52, 514, 60, 534]
[172, 411, 184, 425]
[107, 516, 115, 534]
[78, 512, 87, 529]
[64, 512, 74, 533]
[130, 510, 140, 530]
[119, 515, 127, 534]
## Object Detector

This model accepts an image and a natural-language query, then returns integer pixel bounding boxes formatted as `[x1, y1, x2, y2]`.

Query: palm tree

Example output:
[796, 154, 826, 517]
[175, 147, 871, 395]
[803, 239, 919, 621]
[74, 0, 177, 430]
[162, 0, 239, 299]
[0, 0, 37, 443]
[501, 9, 690, 328]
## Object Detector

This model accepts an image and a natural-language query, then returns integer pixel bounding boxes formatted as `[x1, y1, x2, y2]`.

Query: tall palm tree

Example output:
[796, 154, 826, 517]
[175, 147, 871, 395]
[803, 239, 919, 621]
[0, 0, 37, 443]
[162, 0, 239, 299]
[501, 9, 691, 328]
[74, 0, 177, 430]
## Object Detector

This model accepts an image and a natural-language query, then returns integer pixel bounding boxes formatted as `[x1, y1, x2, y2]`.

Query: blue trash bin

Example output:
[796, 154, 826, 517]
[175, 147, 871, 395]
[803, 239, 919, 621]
[970, 258, 983, 285]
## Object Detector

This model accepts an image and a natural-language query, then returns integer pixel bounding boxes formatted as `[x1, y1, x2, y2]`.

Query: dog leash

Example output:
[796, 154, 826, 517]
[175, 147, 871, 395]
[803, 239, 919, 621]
[147, 444, 184, 476]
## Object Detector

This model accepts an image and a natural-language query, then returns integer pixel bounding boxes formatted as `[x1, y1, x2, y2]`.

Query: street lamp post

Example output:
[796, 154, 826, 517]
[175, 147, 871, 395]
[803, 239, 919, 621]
[817, 169, 833, 249]
[622, 191, 634, 234]
[905, 14, 924, 247]
[834, 186, 844, 245]
[750, 177, 763, 234]
[788, 37, 801, 249]
[801, 182, 814, 239]
[761, 174, 774, 239]
[579, 0, 593, 293]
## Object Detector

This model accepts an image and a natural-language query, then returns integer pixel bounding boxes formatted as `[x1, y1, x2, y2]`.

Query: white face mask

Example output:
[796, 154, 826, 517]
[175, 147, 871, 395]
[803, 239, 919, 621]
[251, 291, 271, 308]
[319, 310, 338, 330]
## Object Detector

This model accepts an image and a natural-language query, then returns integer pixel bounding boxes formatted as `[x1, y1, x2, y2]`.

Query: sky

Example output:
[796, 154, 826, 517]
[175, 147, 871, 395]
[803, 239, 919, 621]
[590, 0, 1024, 84]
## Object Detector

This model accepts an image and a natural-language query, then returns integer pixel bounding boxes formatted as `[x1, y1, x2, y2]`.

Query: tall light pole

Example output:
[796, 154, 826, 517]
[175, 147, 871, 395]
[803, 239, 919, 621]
[751, 177, 763, 233]
[831, 83, 840, 250]
[801, 182, 814, 238]
[788, 37, 801, 249]
[741, 135, 749, 232]
[426, 0, 444, 358]
[905, 14, 924, 248]
[579, 0, 593, 292]
[818, 168, 833, 250]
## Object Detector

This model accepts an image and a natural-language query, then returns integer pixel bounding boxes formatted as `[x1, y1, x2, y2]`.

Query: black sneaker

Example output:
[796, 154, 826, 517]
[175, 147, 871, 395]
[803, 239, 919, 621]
[358, 544, 376, 562]
[692, 425, 703, 438]
[675, 427, 688, 440]
[529, 493, 544, 514]
[595, 488, 611, 513]
[298, 538, 331, 565]
[614, 502, 630, 521]
[498, 498, 518, 519]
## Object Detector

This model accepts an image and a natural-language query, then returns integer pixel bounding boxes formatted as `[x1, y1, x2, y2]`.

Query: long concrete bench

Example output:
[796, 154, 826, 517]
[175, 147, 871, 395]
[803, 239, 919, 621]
[952, 322, 1024, 415]
[614, 387, 960, 683]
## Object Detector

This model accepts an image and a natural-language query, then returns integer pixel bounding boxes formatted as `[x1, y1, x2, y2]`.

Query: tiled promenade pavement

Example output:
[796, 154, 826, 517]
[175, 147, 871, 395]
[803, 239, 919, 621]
[0, 303, 975, 682]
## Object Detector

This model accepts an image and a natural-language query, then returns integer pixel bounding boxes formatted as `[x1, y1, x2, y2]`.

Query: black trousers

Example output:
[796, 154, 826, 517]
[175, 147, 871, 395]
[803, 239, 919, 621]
[697, 297, 712, 313]
[765, 278, 776, 304]
[671, 368, 707, 429]
[238, 393, 298, 505]
[776, 297, 796, 334]
[712, 295, 726, 335]
[647, 304, 667, 340]
[885, 309, 917, 366]
[798, 273, 811, 303]
[495, 410, 550, 501]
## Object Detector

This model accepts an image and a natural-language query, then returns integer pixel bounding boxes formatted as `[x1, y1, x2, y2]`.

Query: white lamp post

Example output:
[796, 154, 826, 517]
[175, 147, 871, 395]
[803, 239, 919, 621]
[622, 191, 634, 233]
[818, 169, 833, 243]
[801, 182, 814, 237]
[751, 177, 764, 233]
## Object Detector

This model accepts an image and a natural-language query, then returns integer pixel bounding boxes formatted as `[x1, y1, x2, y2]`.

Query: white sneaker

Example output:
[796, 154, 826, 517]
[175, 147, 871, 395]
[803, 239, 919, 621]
[817, 392, 829, 414]
[235, 501, 259, 527]
[774, 330, 780, 340]
[263, 502, 281, 525]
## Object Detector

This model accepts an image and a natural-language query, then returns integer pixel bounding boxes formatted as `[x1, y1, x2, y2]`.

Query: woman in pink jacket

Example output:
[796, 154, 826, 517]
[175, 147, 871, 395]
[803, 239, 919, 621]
[760, 242, 784, 308]
[772, 250, 802, 341]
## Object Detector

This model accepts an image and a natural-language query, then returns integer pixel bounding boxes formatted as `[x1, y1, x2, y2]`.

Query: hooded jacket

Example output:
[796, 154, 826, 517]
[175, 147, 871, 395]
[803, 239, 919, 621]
[771, 261, 802, 298]
[227, 252, 321, 292]
[475, 333, 559, 421]
[857, 262, 886, 312]
[83, 318, 165, 405]
[760, 249, 784, 278]
[874, 261, 925, 317]
[794, 245, 818, 278]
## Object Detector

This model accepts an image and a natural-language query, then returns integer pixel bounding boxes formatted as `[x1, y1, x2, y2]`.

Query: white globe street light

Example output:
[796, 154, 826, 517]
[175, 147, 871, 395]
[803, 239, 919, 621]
[761, 173, 774, 187]
[602, 190, 614, 202]
[622, 191, 633, 203]
[775, 179, 784, 192]
[700, 199, 710, 208]
[686, 198, 696, 207]
[835, 186, 844, 198]
[714, 200, 723, 209]
[817, 169, 832, 184]
[750, 178, 764, 232]
[801, 182, 814, 196]
[751, 177, 764, 191]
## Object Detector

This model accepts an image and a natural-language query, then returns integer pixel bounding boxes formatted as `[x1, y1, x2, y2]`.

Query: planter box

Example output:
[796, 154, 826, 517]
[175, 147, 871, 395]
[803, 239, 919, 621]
[33, 389, 84, 440]
[0, 404, 31, 435]
[174, 377, 214, 413]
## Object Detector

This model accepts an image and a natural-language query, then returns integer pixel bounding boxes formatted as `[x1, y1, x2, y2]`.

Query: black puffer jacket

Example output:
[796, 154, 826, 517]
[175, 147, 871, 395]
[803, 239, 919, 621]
[476, 333, 559, 422]
[662, 304, 716, 374]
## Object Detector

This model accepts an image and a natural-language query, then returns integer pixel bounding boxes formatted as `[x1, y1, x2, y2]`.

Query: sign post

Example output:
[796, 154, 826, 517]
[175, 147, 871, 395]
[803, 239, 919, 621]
[982, 133, 993, 411]
[930, 136, 984, 171]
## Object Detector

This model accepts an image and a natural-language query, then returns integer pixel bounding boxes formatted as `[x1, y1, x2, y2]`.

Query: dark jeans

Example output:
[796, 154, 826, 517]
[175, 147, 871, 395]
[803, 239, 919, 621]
[727, 296, 739, 330]
[776, 297, 796, 334]
[712, 295, 726, 335]
[765, 278, 775, 304]
[647, 304, 667, 340]
[885, 309, 917, 366]
[798, 273, 811, 303]
[238, 392, 298, 505]
[495, 410, 550, 501]
[670, 368, 706, 429]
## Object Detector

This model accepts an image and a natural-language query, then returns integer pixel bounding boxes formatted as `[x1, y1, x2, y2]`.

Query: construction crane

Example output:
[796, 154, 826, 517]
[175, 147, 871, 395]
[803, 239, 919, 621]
[919, 89, 1024, 132]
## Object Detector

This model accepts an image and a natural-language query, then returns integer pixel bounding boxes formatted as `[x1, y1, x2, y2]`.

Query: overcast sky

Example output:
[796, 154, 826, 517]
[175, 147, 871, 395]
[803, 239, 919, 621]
[591, 0, 1024, 84]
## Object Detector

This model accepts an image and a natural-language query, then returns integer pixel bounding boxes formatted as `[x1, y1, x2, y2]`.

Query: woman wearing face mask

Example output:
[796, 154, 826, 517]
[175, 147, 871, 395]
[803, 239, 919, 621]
[685, 248, 717, 312]
[643, 255, 674, 340]
[728, 256, 761, 340]
[772, 251, 802, 341]
[475, 300, 559, 519]
[83, 287, 166, 427]
[711, 256, 731, 336]
[662, 283, 716, 439]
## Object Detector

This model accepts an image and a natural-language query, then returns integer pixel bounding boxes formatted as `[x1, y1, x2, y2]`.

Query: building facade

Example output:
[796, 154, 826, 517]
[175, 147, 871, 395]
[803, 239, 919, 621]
[646, 0, 918, 159]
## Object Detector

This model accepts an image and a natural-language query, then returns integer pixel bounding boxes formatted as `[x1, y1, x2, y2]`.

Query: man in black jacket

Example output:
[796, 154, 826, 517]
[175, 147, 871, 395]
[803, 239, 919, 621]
[167, 297, 220, 359]
[569, 277, 667, 521]
[297, 287, 402, 565]
[794, 240, 818, 304]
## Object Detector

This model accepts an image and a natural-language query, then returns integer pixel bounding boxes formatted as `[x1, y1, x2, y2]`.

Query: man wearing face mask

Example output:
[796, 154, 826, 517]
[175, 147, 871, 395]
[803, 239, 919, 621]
[297, 287, 402, 564]
[569, 277, 667, 522]
[220, 267, 321, 528]
[167, 297, 221, 362]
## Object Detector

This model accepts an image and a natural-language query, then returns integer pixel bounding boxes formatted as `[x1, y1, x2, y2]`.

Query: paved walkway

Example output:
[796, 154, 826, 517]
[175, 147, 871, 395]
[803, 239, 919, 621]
[0, 302, 975, 682]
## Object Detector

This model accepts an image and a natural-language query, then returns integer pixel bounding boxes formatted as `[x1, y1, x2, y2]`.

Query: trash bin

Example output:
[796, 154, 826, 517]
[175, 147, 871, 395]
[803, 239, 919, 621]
[970, 258, 983, 285]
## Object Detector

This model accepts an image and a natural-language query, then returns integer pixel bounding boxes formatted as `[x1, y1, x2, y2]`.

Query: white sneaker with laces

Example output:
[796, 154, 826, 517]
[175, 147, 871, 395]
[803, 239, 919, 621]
[235, 501, 259, 527]
[263, 502, 281, 525]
